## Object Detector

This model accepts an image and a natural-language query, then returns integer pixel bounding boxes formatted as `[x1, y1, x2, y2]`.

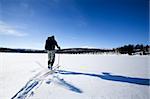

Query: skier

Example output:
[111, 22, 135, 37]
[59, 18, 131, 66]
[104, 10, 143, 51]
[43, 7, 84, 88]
[45, 36, 61, 70]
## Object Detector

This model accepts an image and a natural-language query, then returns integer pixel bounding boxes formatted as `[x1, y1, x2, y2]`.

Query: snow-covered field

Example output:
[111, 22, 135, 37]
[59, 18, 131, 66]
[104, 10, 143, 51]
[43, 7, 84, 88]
[0, 53, 149, 99]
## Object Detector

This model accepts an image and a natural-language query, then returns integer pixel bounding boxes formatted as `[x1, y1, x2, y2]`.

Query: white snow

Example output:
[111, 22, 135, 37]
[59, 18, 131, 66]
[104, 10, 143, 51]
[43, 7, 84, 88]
[0, 53, 149, 99]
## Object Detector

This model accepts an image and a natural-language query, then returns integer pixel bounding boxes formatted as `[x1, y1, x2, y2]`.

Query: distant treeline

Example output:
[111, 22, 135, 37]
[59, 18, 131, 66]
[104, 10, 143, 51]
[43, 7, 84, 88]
[56, 48, 113, 54]
[0, 44, 149, 55]
[114, 44, 149, 55]
[0, 47, 112, 54]
[0, 48, 45, 53]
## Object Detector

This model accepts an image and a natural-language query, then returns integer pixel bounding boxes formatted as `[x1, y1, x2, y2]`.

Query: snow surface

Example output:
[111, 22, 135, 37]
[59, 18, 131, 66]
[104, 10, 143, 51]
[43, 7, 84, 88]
[0, 53, 149, 99]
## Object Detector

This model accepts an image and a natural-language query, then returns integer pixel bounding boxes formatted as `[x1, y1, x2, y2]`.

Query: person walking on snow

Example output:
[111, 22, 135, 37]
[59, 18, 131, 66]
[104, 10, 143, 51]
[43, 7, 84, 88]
[45, 36, 61, 70]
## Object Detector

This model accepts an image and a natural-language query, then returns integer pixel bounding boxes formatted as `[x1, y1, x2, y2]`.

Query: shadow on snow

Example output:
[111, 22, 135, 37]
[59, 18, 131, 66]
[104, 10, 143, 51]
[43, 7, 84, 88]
[58, 70, 150, 86]
[46, 76, 83, 93]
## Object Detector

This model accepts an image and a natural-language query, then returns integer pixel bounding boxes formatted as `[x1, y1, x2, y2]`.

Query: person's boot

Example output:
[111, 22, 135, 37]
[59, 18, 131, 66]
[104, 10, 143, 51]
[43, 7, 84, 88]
[48, 64, 52, 70]
[48, 62, 54, 70]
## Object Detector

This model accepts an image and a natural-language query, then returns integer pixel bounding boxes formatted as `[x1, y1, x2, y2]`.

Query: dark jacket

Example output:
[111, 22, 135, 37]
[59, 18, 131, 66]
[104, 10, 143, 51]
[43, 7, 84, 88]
[45, 37, 59, 50]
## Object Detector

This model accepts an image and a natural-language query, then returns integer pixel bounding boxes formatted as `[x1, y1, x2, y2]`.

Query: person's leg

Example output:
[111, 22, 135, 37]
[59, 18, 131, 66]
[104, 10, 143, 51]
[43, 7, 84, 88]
[48, 51, 52, 69]
[48, 50, 56, 70]
[51, 51, 55, 66]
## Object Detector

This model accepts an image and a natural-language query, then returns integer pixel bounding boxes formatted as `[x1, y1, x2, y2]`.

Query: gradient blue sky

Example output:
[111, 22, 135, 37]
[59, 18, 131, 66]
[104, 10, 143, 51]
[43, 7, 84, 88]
[0, 0, 149, 49]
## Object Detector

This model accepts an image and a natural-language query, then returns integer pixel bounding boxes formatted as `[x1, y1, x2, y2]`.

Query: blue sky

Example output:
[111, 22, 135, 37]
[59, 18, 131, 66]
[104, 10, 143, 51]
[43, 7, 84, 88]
[0, 0, 149, 49]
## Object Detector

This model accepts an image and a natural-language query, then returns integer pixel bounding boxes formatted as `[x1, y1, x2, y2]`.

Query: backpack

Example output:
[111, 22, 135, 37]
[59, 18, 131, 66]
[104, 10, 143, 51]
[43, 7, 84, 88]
[45, 37, 56, 50]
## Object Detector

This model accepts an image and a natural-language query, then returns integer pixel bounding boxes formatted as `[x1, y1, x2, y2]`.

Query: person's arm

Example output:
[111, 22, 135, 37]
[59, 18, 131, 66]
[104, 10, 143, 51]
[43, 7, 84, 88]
[45, 40, 48, 50]
[55, 40, 61, 50]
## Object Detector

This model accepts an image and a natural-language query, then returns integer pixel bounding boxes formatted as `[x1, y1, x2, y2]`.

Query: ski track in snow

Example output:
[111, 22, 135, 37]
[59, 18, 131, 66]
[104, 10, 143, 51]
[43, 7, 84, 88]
[11, 68, 85, 99]
[11, 69, 56, 99]
[11, 68, 150, 99]
[11, 66, 83, 99]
